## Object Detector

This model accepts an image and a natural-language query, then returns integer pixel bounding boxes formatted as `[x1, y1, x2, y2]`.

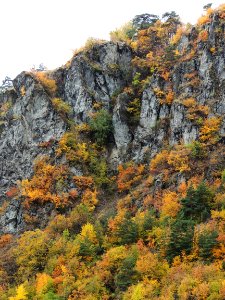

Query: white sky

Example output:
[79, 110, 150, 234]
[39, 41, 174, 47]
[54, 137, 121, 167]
[0, 0, 224, 83]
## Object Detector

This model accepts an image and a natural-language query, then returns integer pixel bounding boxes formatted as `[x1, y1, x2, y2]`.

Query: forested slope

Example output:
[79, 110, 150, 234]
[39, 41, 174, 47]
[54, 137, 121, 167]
[0, 4, 225, 299]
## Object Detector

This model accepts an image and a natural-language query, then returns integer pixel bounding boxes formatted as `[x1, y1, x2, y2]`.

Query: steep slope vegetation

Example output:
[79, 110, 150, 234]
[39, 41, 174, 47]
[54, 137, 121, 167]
[0, 4, 225, 299]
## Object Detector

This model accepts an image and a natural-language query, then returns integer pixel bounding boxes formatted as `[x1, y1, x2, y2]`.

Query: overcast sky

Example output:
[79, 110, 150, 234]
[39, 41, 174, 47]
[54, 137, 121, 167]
[0, 0, 224, 83]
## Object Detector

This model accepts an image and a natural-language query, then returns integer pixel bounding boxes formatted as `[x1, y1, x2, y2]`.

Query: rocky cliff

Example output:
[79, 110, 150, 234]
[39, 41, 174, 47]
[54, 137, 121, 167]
[0, 8, 224, 234]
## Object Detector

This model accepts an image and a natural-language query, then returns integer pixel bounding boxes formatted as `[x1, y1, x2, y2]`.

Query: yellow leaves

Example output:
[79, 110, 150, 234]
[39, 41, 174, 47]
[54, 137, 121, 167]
[51, 97, 72, 116]
[135, 244, 169, 280]
[177, 276, 197, 300]
[171, 27, 183, 45]
[75, 143, 89, 162]
[123, 279, 159, 300]
[56, 132, 89, 163]
[80, 223, 97, 243]
[211, 209, 225, 221]
[161, 191, 181, 218]
[75, 122, 91, 133]
[0, 100, 12, 120]
[126, 98, 141, 122]
[9, 284, 28, 300]
[146, 51, 154, 61]
[210, 47, 216, 54]
[136, 252, 158, 275]
[109, 21, 133, 44]
[108, 208, 127, 233]
[101, 246, 127, 267]
[56, 133, 73, 156]
[153, 88, 165, 99]
[167, 145, 191, 172]
[150, 150, 169, 172]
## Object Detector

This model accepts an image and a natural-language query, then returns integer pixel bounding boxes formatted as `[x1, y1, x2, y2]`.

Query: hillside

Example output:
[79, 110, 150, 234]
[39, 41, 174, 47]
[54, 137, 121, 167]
[0, 4, 225, 299]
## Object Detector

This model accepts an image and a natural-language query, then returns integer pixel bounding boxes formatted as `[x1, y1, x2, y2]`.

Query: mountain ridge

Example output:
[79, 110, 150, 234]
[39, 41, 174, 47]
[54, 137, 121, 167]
[0, 5, 225, 299]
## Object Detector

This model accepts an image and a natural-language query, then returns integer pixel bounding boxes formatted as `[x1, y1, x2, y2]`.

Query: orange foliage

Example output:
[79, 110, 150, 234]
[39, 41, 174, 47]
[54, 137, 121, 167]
[218, 4, 225, 19]
[198, 30, 209, 42]
[0, 234, 12, 248]
[181, 49, 196, 62]
[6, 186, 19, 198]
[36, 273, 52, 294]
[161, 71, 170, 81]
[178, 181, 188, 197]
[171, 27, 184, 44]
[187, 176, 204, 189]
[183, 98, 209, 120]
[200, 117, 221, 144]
[117, 164, 145, 192]
[108, 208, 127, 234]
[21, 157, 70, 208]
[197, 15, 211, 25]
[184, 71, 198, 80]
[68, 189, 78, 200]
[150, 150, 169, 173]
[35, 72, 57, 95]
[165, 90, 174, 105]
[73, 176, 94, 190]
[182, 97, 197, 107]
[212, 232, 225, 259]
[81, 189, 98, 211]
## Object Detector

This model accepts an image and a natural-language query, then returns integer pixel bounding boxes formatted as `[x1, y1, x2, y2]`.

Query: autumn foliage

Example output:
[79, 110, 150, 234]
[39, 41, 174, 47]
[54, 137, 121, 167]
[1, 5, 225, 300]
[117, 163, 145, 192]
[35, 72, 57, 95]
[21, 157, 70, 208]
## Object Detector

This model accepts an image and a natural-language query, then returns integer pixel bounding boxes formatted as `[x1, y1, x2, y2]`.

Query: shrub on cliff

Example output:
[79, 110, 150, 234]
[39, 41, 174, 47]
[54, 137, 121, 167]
[89, 109, 113, 145]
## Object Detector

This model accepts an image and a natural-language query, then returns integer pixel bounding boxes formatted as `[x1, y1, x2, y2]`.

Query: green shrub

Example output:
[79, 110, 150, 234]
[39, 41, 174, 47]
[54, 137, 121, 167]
[188, 141, 205, 158]
[89, 109, 113, 145]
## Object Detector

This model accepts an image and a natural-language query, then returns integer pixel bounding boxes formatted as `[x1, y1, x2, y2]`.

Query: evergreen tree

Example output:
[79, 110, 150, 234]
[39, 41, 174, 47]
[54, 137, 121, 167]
[179, 182, 214, 223]
[166, 219, 195, 263]
[116, 217, 139, 245]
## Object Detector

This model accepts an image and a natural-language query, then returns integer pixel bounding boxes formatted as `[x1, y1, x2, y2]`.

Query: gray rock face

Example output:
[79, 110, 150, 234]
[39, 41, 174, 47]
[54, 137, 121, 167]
[0, 200, 23, 233]
[64, 42, 133, 122]
[111, 93, 132, 164]
[0, 72, 66, 233]
[0, 72, 65, 189]
[0, 16, 224, 233]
